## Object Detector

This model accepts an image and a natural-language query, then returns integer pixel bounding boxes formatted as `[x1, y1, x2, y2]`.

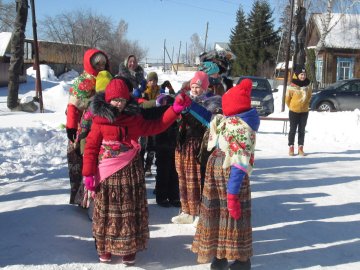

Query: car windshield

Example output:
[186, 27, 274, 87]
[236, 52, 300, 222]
[252, 79, 269, 91]
[325, 80, 348, 90]
[239, 78, 270, 91]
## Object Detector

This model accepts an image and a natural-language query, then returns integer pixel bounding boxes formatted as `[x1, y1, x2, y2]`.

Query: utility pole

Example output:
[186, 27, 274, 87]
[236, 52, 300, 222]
[30, 0, 43, 112]
[203, 22, 209, 52]
[163, 39, 166, 71]
[177, 41, 181, 72]
[282, 0, 295, 112]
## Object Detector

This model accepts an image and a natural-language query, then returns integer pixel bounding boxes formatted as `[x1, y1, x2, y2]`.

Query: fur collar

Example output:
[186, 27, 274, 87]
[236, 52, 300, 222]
[90, 93, 141, 123]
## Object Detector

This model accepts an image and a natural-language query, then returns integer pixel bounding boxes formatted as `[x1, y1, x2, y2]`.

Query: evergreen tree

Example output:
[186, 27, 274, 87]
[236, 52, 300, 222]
[247, 0, 280, 77]
[229, 6, 249, 76]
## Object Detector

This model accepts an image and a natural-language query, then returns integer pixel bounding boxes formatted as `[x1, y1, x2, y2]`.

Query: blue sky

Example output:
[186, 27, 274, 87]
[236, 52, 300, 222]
[26, 0, 283, 62]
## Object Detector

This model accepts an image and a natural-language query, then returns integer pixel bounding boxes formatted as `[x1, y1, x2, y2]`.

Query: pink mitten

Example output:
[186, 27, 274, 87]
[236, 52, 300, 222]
[84, 176, 96, 191]
[172, 93, 192, 114]
[227, 193, 241, 220]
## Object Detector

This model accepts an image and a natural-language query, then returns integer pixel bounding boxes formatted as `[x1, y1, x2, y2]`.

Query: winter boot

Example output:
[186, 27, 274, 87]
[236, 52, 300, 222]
[99, 252, 111, 263]
[210, 257, 228, 270]
[289, 145, 295, 156]
[122, 253, 136, 265]
[298, 145, 305, 156]
[229, 259, 251, 270]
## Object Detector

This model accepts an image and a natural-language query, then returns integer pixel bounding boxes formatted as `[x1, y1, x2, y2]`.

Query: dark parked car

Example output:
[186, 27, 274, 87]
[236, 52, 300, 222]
[236, 76, 276, 116]
[310, 78, 360, 111]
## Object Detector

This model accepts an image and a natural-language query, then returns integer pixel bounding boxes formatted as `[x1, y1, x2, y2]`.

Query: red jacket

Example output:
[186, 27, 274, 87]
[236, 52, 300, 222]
[82, 107, 179, 176]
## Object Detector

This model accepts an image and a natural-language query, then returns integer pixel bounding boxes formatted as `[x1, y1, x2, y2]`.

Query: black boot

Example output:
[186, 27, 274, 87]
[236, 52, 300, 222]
[229, 259, 251, 270]
[210, 257, 228, 270]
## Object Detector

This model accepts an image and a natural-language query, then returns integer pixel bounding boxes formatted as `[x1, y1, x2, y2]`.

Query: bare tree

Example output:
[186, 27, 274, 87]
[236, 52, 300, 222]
[188, 33, 203, 65]
[40, 10, 112, 47]
[100, 20, 147, 73]
[309, 0, 360, 54]
[0, 0, 16, 31]
[40, 11, 147, 73]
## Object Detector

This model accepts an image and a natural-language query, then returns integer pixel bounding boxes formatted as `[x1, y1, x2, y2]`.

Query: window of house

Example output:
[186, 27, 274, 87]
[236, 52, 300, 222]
[337, 57, 354, 81]
[24, 41, 33, 60]
[316, 59, 323, 83]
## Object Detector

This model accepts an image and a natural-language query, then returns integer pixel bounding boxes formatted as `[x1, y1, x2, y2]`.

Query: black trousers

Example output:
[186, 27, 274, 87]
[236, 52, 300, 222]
[288, 110, 309, 146]
[155, 146, 179, 202]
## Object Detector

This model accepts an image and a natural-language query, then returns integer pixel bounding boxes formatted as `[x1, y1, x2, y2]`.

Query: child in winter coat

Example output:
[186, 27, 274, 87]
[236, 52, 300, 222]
[198, 61, 225, 96]
[191, 79, 260, 270]
[151, 95, 181, 207]
[285, 65, 312, 156]
[172, 71, 214, 225]
[141, 71, 161, 175]
[65, 48, 111, 205]
[82, 78, 191, 264]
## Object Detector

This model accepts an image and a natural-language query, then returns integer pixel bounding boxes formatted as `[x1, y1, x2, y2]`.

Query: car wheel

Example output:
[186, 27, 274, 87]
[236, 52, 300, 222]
[317, 101, 334, 111]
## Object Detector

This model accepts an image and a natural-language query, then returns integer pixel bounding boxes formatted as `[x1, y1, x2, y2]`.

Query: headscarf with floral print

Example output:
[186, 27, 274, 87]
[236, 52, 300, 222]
[207, 114, 256, 174]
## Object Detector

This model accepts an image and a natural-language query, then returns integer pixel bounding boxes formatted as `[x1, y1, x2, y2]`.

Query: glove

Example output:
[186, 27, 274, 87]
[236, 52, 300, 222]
[84, 176, 96, 191]
[227, 193, 241, 220]
[66, 128, 77, 143]
[160, 88, 166, 94]
[96, 70, 113, 92]
[133, 88, 142, 98]
[172, 93, 192, 114]
[156, 93, 168, 107]
[140, 79, 147, 92]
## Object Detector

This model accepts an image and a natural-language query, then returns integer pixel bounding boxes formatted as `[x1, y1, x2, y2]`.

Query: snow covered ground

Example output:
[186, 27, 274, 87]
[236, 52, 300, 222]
[0, 66, 359, 269]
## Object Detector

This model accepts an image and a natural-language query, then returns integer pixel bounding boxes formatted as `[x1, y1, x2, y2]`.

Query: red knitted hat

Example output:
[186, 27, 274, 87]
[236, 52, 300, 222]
[222, 78, 252, 116]
[105, 78, 130, 102]
[190, 71, 209, 90]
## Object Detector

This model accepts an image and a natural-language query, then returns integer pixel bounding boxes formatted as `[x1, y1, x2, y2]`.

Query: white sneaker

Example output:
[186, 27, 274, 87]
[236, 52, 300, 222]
[193, 216, 199, 227]
[171, 212, 194, 224]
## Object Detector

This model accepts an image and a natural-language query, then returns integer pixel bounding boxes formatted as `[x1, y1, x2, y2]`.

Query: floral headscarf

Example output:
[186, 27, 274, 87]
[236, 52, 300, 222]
[208, 114, 256, 174]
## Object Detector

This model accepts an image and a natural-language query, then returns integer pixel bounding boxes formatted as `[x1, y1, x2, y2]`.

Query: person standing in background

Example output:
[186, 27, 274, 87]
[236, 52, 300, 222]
[153, 95, 181, 208]
[141, 71, 161, 176]
[285, 65, 312, 156]
[65, 48, 110, 205]
[118, 54, 146, 98]
[198, 61, 225, 96]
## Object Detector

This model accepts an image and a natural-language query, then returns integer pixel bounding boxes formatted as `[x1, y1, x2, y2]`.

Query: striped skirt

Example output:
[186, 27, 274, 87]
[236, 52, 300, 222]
[175, 137, 202, 216]
[92, 154, 149, 256]
[191, 149, 253, 263]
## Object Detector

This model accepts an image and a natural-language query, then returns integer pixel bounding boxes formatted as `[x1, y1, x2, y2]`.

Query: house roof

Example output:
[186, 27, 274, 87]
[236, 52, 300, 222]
[312, 13, 360, 49]
[0, 32, 12, 57]
[214, 42, 230, 51]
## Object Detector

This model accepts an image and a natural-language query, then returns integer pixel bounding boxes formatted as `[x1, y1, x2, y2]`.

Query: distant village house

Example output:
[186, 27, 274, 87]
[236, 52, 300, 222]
[306, 13, 360, 86]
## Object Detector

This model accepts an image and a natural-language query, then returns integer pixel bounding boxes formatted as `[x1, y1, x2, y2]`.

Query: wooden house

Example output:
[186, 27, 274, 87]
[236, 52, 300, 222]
[0, 31, 90, 86]
[306, 13, 360, 86]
